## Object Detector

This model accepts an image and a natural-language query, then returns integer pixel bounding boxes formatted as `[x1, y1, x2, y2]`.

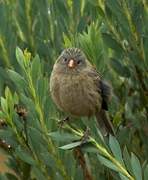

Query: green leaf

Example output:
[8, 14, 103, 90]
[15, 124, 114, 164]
[12, 113, 24, 131]
[105, 1, 129, 37]
[15, 146, 36, 165]
[144, 164, 148, 180]
[28, 127, 47, 153]
[59, 141, 82, 150]
[16, 47, 25, 69]
[131, 153, 142, 180]
[32, 166, 46, 180]
[5, 173, 18, 180]
[40, 152, 56, 168]
[79, 23, 106, 71]
[1, 97, 8, 113]
[96, 127, 105, 144]
[105, 0, 121, 13]
[20, 94, 36, 116]
[0, 129, 14, 139]
[132, 2, 143, 35]
[110, 58, 130, 77]
[7, 70, 27, 90]
[13, 92, 19, 105]
[5, 87, 14, 113]
[74, 166, 83, 180]
[97, 154, 119, 172]
[102, 33, 123, 54]
[0, 128, 18, 147]
[123, 147, 132, 174]
[5, 87, 12, 100]
[36, 77, 48, 104]
[109, 135, 124, 166]
[81, 143, 98, 153]
[87, 0, 98, 6]
[0, 67, 9, 81]
[0, 174, 8, 180]
[49, 131, 80, 142]
[63, 34, 74, 48]
[0, 110, 6, 119]
[31, 54, 41, 85]
[119, 173, 129, 180]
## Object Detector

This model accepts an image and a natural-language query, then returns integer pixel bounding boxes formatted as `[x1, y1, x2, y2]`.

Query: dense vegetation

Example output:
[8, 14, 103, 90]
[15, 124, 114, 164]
[0, 0, 147, 179]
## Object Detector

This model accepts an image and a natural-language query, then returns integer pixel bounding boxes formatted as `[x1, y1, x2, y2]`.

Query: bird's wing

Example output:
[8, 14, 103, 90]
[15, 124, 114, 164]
[99, 80, 112, 110]
[87, 67, 112, 111]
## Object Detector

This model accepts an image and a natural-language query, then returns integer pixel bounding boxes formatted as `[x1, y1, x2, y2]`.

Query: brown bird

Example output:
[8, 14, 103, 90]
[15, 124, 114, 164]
[50, 48, 114, 135]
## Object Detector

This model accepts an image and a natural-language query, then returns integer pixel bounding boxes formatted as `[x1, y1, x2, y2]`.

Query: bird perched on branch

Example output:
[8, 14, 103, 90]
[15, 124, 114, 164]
[50, 48, 114, 135]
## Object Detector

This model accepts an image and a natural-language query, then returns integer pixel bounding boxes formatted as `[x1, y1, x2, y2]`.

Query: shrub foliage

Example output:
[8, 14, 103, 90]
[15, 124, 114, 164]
[0, 0, 147, 180]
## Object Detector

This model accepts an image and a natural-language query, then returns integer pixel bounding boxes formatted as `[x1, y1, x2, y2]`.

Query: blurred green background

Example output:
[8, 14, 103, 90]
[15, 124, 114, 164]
[0, 0, 148, 180]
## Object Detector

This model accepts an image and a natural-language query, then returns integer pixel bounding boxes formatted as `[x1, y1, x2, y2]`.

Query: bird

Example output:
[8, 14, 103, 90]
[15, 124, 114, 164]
[50, 48, 114, 135]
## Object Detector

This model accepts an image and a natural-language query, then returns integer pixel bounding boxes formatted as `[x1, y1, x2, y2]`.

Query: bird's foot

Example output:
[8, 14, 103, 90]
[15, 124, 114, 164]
[58, 116, 70, 128]
[80, 127, 90, 144]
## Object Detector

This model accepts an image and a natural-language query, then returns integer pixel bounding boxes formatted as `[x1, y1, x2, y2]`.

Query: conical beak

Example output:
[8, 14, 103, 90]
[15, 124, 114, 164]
[68, 59, 75, 68]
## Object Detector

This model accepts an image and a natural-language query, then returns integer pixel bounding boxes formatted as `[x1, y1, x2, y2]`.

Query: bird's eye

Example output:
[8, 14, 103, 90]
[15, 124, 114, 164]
[63, 58, 67, 62]
[77, 60, 81, 65]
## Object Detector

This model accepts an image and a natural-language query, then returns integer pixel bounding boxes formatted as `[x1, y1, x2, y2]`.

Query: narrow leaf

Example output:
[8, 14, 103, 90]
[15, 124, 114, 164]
[102, 33, 123, 54]
[7, 70, 27, 90]
[15, 146, 36, 165]
[119, 173, 129, 180]
[144, 164, 148, 180]
[49, 131, 80, 142]
[31, 55, 41, 84]
[131, 153, 142, 180]
[97, 154, 119, 172]
[123, 147, 132, 174]
[110, 58, 130, 77]
[109, 135, 124, 166]
[16, 47, 25, 69]
[59, 141, 82, 150]
[1, 97, 8, 113]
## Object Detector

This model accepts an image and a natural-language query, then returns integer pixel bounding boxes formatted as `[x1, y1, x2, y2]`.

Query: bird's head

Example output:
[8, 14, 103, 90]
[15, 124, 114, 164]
[55, 48, 87, 74]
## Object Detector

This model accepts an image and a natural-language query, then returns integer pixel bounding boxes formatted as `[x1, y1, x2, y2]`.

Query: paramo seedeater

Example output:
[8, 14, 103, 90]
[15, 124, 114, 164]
[50, 48, 114, 135]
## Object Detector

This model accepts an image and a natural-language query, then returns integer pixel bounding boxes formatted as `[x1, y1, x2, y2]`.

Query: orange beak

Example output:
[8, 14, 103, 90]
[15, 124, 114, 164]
[68, 59, 75, 68]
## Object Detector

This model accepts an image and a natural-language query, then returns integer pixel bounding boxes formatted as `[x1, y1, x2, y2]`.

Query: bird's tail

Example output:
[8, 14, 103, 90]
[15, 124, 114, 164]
[95, 110, 115, 136]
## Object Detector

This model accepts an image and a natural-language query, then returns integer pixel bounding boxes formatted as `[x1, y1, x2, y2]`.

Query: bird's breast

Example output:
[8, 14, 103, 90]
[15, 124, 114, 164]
[50, 72, 102, 117]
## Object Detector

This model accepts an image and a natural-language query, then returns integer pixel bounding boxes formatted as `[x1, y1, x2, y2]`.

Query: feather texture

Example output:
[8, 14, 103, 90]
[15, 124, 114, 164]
[50, 48, 114, 135]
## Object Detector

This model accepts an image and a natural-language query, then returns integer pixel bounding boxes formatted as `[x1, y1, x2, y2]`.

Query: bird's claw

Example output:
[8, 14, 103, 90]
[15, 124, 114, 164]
[80, 127, 90, 144]
[58, 117, 70, 128]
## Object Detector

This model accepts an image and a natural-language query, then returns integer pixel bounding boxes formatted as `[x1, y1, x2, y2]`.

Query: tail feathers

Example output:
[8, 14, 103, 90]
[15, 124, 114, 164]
[100, 80, 112, 110]
[96, 110, 115, 136]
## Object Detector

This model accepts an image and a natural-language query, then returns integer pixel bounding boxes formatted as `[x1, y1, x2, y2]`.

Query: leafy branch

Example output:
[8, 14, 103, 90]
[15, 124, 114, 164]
[50, 123, 145, 180]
